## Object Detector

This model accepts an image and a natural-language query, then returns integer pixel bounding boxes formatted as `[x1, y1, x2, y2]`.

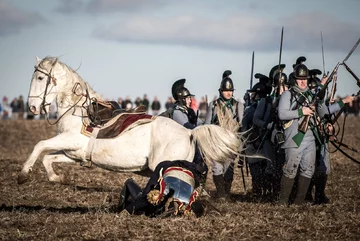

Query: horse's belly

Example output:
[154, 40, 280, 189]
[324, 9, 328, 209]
[91, 131, 150, 171]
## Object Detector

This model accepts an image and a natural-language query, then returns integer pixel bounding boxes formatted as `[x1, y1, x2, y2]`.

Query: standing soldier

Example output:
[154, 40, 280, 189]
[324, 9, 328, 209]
[305, 69, 355, 204]
[170, 79, 207, 178]
[171, 79, 203, 129]
[205, 70, 244, 199]
[277, 64, 319, 205]
[242, 79, 268, 199]
[252, 66, 288, 201]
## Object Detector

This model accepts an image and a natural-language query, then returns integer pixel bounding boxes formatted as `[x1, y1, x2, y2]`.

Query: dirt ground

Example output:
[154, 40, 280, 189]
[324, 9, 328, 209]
[0, 118, 359, 240]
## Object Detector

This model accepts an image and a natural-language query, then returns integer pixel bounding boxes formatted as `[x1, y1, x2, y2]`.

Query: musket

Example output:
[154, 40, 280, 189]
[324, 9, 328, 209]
[298, 62, 340, 133]
[298, 38, 360, 134]
[328, 71, 338, 104]
[343, 62, 360, 88]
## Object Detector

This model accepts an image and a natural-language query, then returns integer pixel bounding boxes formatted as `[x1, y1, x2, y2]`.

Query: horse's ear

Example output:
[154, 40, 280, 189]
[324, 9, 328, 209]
[51, 58, 59, 67]
[36, 56, 42, 63]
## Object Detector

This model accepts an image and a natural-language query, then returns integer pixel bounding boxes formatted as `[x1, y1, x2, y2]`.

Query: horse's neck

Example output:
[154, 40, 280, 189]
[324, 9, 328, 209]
[56, 67, 102, 131]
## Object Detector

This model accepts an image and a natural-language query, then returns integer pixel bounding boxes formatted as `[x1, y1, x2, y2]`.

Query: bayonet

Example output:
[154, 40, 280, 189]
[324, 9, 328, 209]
[343, 38, 360, 63]
[321, 31, 327, 77]
[342, 38, 360, 87]
[278, 27, 284, 75]
[250, 51, 254, 89]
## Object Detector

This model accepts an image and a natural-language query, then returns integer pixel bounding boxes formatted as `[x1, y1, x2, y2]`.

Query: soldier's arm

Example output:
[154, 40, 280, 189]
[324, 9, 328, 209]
[237, 101, 244, 124]
[253, 98, 267, 128]
[278, 90, 302, 121]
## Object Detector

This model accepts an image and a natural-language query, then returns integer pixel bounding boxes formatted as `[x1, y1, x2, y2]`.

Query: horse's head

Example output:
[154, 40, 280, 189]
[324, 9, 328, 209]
[28, 56, 63, 115]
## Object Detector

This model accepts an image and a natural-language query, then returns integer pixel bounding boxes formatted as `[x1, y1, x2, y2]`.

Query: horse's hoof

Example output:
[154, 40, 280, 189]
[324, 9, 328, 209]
[59, 174, 72, 185]
[18, 172, 29, 184]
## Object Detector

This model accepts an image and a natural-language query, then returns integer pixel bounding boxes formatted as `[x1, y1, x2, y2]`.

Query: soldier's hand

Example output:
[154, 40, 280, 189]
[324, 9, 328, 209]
[342, 95, 355, 106]
[302, 106, 314, 116]
[320, 76, 328, 85]
[187, 108, 198, 125]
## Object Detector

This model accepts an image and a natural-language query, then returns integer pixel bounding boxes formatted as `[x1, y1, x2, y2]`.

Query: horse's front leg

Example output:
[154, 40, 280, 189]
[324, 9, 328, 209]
[42, 152, 77, 184]
[18, 133, 86, 184]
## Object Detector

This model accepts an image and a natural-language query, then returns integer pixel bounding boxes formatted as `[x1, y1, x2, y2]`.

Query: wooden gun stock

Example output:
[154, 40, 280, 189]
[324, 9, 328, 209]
[298, 115, 311, 133]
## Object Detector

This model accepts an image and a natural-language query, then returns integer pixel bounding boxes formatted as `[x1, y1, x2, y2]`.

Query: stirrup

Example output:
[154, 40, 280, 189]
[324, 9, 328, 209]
[80, 161, 92, 168]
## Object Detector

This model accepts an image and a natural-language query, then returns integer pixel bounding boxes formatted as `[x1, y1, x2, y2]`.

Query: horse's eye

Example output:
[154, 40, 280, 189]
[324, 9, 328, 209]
[38, 76, 44, 80]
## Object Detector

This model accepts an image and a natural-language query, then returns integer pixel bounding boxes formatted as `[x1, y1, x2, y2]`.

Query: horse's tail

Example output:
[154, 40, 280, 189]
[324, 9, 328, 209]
[191, 124, 242, 164]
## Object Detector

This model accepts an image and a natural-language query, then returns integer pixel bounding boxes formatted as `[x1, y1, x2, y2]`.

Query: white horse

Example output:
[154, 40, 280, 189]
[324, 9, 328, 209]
[18, 56, 241, 185]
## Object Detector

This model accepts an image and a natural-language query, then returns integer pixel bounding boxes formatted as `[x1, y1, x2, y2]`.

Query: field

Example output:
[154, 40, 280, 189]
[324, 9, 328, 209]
[0, 118, 359, 240]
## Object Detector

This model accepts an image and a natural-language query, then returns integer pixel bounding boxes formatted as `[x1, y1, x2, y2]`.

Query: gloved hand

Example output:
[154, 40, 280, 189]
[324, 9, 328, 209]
[265, 122, 274, 130]
[187, 108, 198, 125]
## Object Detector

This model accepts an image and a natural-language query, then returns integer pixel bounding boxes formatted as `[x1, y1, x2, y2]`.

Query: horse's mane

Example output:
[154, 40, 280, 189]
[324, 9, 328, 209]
[39, 56, 103, 101]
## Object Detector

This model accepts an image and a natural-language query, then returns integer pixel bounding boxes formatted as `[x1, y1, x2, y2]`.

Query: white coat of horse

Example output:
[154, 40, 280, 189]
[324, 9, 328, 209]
[18, 56, 241, 184]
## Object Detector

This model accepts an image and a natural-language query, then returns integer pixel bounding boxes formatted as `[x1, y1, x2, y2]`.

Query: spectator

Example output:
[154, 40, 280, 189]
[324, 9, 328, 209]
[142, 94, 150, 112]
[165, 97, 175, 110]
[10, 97, 19, 120]
[151, 96, 161, 115]
[117, 97, 123, 109]
[2, 96, 10, 120]
[18, 95, 25, 119]
[26, 101, 34, 120]
[190, 96, 199, 111]
[134, 97, 142, 107]
[123, 96, 133, 110]
[199, 96, 208, 120]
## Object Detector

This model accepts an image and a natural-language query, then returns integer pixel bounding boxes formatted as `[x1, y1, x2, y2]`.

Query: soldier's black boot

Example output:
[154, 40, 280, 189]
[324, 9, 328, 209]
[294, 176, 311, 205]
[251, 176, 262, 198]
[213, 175, 226, 199]
[118, 178, 142, 211]
[224, 180, 232, 197]
[223, 164, 234, 198]
[305, 177, 314, 203]
[277, 176, 295, 206]
[314, 174, 329, 205]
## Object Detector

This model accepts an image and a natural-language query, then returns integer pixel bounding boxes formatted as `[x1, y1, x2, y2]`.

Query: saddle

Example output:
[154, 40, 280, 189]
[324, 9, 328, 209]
[88, 99, 147, 126]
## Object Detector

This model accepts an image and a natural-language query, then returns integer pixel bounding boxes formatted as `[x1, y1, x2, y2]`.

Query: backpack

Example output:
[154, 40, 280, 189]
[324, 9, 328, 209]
[158, 108, 174, 118]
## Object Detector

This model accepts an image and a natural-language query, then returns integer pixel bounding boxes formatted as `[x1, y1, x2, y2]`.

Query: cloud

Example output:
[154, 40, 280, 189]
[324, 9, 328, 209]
[281, 12, 360, 52]
[92, 14, 279, 51]
[86, 0, 167, 13]
[92, 12, 360, 52]
[0, 0, 44, 36]
[54, 0, 85, 14]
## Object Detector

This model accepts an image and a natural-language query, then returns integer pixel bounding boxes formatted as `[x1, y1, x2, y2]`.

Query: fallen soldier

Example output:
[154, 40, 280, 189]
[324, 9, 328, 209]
[118, 160, 208, 217]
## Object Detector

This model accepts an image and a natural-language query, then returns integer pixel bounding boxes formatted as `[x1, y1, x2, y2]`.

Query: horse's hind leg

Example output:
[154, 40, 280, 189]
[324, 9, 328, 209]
[42, 153, 76, 184]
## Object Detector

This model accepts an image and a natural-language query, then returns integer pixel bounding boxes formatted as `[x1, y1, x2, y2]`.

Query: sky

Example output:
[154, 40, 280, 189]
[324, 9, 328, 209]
[1, 0, 360, 109]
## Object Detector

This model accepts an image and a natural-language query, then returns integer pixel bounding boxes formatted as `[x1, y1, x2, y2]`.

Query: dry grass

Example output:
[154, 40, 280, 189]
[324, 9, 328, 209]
[0, 118, 359, 240]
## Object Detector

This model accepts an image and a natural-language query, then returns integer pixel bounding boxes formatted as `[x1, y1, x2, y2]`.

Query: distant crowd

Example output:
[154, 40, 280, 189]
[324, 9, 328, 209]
[1, 94, 360, 120]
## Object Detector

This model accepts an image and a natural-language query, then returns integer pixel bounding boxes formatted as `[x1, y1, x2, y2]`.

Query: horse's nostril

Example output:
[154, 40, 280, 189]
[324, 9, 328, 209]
[30, 106, 36, 113]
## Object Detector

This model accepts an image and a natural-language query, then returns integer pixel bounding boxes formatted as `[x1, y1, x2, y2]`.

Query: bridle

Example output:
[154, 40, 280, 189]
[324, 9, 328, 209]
[28, 67, 58, 116]
[29, 66, 90, 125]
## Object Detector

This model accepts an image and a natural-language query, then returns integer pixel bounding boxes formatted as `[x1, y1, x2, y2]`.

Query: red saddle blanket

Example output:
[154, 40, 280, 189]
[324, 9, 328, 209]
[96, 113, 154, 139]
